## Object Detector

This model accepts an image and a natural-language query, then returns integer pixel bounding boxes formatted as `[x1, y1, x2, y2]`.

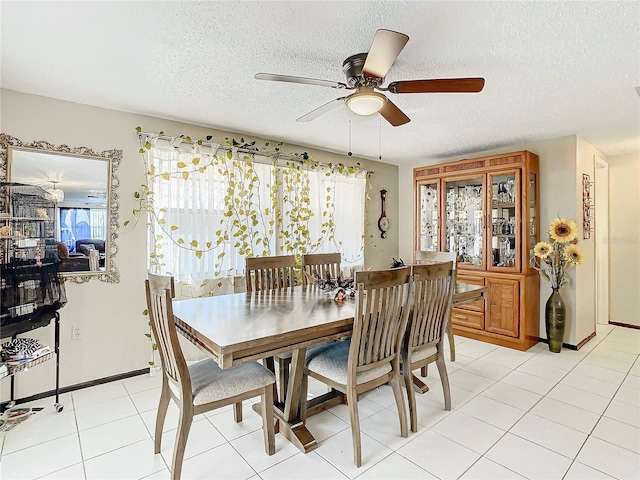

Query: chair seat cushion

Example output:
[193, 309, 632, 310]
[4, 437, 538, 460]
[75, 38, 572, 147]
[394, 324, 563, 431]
[189, 358, 275, 406]
[411, 344, 438, 363]
[305, 340, 391, 386]
[275, 338, 338, 361]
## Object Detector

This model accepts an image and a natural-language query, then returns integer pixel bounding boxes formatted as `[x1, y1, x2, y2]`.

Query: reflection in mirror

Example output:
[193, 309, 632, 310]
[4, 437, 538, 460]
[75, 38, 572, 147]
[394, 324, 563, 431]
[0, 134, 121, 283]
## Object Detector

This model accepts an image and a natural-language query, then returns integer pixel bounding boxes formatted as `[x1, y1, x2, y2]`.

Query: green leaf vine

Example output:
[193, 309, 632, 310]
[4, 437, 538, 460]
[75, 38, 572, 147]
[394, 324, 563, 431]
[130, 127, 372, 281]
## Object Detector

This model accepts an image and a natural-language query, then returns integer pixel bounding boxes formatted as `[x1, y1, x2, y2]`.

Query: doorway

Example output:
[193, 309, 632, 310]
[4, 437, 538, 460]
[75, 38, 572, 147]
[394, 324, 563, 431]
[595, 156, 609, 325]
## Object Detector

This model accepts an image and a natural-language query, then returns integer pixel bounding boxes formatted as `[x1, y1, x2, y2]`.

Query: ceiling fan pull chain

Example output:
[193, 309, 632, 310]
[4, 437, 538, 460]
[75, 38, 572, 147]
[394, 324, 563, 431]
[348, 111, 353, 157]
[379, 117, 382, 161]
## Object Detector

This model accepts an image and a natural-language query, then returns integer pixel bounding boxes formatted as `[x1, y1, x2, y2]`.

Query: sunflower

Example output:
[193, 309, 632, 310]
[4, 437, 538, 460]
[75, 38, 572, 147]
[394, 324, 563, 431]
[534, 241, 553, 259]
[563, 244, 585, 265]
[549, 218, 578, 243]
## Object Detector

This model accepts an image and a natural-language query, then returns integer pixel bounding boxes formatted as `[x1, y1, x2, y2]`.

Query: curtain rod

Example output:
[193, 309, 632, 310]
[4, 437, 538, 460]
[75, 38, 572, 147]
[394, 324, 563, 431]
[138, 132, 373, 174]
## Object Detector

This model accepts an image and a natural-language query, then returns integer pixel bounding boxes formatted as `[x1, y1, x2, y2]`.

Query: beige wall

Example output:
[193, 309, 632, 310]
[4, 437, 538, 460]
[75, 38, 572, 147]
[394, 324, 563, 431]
[608, 153, 640, 326]
[398, 135, 601, 347]
[575, 137, 600, 342]
[0, 89, 399, 400]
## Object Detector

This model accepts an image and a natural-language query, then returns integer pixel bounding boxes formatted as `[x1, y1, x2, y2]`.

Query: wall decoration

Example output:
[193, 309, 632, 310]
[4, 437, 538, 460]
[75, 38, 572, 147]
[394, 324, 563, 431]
[378, 189, 389, 238]
[582, 173, 593, 239]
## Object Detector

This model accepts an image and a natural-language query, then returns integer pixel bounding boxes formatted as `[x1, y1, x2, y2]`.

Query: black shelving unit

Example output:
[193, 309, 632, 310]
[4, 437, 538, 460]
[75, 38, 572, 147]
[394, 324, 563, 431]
[1, 183, 67, 413]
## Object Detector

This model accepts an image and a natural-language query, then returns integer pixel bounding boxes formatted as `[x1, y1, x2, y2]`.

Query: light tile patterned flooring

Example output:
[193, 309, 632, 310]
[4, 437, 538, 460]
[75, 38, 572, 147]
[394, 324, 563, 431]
[1, 324, 639, 479]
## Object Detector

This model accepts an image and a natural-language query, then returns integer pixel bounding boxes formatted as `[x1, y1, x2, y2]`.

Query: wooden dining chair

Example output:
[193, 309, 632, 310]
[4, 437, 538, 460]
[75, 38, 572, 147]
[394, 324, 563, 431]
[402, 262, 455, 432]
[301, 266, 412, 467]
[302, 252, 342, 285]
[245, 254, 295, 292]
[146, 272, 276, 480]
[245, 254, 295, 402]
[415, 250, 458, 363]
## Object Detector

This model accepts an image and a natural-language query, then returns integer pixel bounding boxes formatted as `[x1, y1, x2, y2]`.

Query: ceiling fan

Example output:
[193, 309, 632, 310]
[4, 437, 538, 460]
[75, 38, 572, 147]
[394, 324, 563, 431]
[255, 29, 485, 127]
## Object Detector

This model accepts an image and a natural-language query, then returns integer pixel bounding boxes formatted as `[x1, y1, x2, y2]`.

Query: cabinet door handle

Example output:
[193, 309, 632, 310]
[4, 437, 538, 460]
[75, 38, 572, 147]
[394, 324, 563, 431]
[453, 313, 468, 320]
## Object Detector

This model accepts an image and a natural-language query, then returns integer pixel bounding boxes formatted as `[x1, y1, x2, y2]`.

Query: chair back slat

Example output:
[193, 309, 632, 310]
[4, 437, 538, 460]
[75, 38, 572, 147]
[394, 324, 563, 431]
[408, 262, 455, 349]
[246, 255, 295, 292]
[146, 273, 191, 397]
[302, 253, 342, 285]
[351, 267, 412, 375]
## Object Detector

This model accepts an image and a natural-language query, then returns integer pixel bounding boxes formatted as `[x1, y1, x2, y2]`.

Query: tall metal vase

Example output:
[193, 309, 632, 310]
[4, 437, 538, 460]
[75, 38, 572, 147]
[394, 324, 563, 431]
[545, 287, 566, 353]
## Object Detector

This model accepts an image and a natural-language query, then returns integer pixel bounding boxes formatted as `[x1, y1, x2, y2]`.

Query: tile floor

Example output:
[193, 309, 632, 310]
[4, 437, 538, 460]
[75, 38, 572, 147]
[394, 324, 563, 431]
[1, 324, 639, 479]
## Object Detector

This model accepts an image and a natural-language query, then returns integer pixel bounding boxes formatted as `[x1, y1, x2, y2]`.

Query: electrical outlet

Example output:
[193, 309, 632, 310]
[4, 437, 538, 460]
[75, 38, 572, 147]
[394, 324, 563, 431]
[72, 326, 81, 341]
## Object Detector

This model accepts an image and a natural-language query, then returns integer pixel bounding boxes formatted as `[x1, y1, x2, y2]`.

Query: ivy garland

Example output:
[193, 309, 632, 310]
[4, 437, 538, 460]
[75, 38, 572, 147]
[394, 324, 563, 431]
[129, 127, 373, 284]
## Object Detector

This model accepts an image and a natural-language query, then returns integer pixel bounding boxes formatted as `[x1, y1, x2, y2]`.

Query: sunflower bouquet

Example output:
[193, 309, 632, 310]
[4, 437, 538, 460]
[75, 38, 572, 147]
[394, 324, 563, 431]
[533, 218, 585, 289]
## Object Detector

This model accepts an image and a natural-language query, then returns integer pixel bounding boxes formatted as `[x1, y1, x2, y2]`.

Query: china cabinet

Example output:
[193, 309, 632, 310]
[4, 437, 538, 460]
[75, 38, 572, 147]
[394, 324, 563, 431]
[414, 151, 539, 350]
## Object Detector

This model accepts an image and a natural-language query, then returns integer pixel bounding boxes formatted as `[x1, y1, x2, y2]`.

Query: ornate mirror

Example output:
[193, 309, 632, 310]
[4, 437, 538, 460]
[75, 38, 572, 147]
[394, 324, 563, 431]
[0, 134, 120, 283]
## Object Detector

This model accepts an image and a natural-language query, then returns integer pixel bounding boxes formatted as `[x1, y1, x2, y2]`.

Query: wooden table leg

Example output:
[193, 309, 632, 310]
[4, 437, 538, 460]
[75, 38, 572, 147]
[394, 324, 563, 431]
[251, 403, 316, 452]
[284, 348, 305, 421]
[252, 347, 346, 453]
[272, 347, 320, 453]
[277, 418, 317, 453]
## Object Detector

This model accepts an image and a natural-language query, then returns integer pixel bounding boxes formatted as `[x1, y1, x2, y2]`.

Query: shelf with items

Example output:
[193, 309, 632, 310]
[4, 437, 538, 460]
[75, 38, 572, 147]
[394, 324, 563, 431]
[414, 151, 539, 350]
[488, 171, 520, 271]
[416, 181, 440, 252]
[444, 177, 484, 269]
[3, 352, 54, 378]
[0, 184, 57, 265]
[1, 216, 52, 221]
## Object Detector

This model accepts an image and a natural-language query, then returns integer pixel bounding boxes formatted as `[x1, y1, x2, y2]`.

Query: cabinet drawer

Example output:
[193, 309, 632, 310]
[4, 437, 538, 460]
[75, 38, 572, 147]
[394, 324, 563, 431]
[455, 275, 485, 312]
[451, 308, 484, 330]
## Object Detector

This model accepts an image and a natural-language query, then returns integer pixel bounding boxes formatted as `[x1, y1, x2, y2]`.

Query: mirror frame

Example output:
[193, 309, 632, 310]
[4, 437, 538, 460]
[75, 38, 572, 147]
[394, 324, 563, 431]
[0, 133, 121, 283]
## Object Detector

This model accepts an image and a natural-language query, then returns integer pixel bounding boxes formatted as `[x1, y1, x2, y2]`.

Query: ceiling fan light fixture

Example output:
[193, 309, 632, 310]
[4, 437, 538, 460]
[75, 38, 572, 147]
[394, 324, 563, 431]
[46, 182, 65, 203]
[347, 92, 386, 116]
[256, 29, 484, 126]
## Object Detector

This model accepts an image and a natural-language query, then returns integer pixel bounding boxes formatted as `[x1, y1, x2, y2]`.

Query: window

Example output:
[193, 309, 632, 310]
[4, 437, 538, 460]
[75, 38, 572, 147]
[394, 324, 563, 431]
[59, 207, 107, 252]
[143, 139, 367, 282]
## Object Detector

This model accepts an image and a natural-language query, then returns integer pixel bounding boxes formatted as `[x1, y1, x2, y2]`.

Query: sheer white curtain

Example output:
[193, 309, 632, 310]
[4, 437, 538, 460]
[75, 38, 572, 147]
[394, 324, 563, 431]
[299, 168, 366, 270]
[144, 137, 367, 283]
[147, 142, 275, 283]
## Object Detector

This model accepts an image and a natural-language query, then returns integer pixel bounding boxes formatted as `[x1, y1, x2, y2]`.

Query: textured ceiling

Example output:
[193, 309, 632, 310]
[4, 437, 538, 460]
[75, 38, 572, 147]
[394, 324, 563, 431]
[2, 1, 639, 166]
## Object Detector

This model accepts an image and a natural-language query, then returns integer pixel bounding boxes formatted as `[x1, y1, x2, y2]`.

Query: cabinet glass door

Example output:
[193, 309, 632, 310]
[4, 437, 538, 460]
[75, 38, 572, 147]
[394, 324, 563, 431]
[489, 171, 520, 271]
[417, 182, 439, 252]
[444, 176, 484, 268]
[527, 172, 538, 272]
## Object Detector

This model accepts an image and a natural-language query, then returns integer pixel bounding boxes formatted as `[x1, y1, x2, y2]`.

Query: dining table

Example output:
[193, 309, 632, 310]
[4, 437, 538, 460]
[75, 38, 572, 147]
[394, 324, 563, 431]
[172, 281, 486, 454]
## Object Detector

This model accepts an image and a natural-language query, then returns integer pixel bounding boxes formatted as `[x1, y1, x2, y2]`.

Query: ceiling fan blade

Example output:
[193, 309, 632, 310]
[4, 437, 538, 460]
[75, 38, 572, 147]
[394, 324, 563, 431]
[296, 97, 347, 122]
[362, 29, 409, 79]
[379, 98, 410, 127]
[387, 77, 485, 94]
[255, 73, 348, 89]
